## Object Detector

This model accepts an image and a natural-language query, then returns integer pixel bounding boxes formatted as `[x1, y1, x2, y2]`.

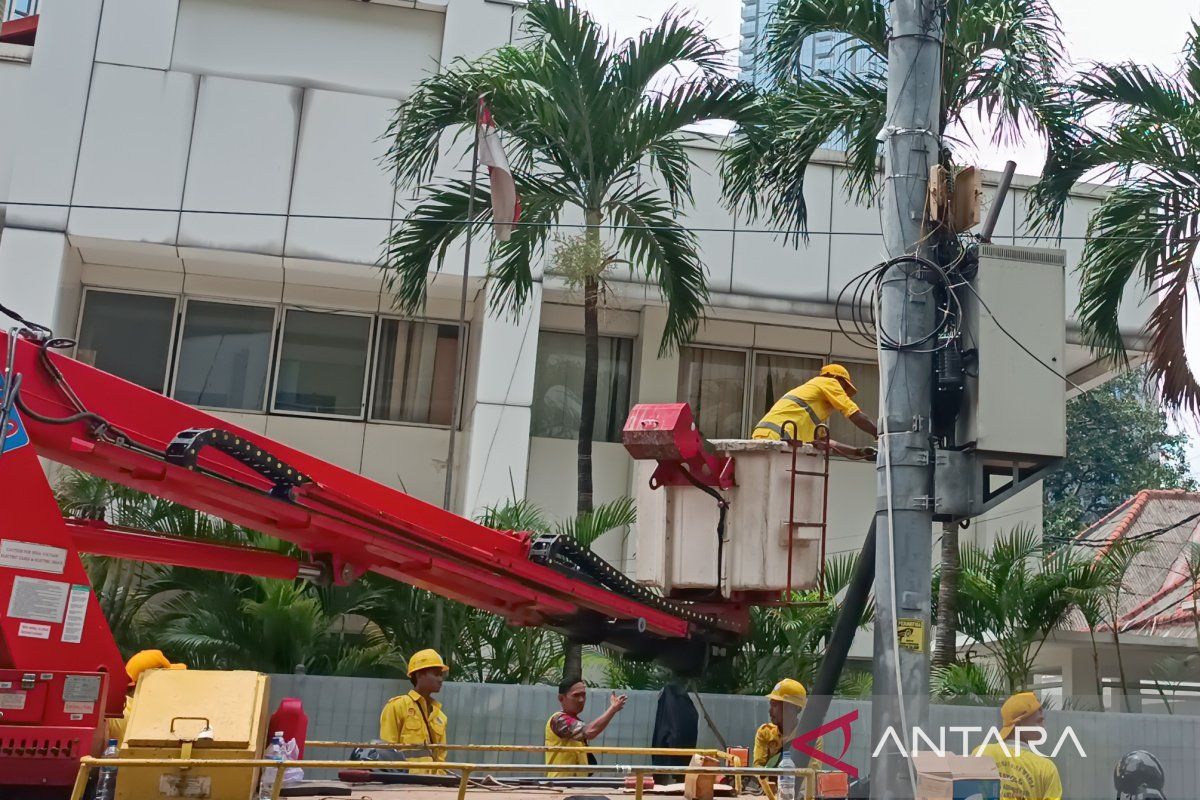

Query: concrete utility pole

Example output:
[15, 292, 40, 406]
[871, 0, 943, 796]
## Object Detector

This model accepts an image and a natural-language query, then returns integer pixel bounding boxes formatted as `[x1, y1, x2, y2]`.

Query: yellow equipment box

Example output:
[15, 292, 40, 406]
[117, 669, 270, 800]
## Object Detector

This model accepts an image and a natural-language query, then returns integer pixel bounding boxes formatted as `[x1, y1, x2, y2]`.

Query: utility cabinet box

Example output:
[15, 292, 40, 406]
[956, 244, 1066, 463]
[634, 439, 823, 597]
[118, 670, 270, 800]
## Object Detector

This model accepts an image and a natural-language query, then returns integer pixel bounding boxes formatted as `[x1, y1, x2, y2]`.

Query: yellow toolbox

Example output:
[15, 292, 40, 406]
[116, 670, 270, 800]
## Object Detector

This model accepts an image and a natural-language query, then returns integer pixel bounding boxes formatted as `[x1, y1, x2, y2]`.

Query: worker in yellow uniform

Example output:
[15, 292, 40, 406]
[544, 679, 627, 778]
[379, 649, 450, 774]
[974, 692, 1062, 800]
[104, 649, 188, 744]
[753, 678, 818, 770]
[752, 364, 878, 458]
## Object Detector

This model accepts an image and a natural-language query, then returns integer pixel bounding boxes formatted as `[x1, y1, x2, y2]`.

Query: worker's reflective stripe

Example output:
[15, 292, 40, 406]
[755, 422, 791, 440]
[782, 394, 822, 427]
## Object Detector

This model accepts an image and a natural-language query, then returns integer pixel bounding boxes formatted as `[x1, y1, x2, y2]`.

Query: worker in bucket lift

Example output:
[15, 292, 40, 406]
[544, 679, 627, 778]
[105, 649, 188, 744]
[752, 363, 878, 458]
[379, 648, 450, 773]
[753, 678, 820, 773]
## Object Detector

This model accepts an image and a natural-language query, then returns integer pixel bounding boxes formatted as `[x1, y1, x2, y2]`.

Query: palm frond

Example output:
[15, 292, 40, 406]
[721, 73, 886, 243]
[606, 188, 709, 354]
[555, 496, 636, 550]
[759, 0, 887, 85]
[476, 499, 553, 535]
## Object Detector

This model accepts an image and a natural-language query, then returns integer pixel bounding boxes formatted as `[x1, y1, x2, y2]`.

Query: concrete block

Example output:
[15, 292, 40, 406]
[97, 0, 180, 70]
[71, 65, 198, 245]
[180, 77, 301, 255]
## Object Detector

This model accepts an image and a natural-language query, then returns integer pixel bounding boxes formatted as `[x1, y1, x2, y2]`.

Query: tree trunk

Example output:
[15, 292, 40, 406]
[1089, 627, 1103, 704]
[933, 522, 960, 667]
[1112, 627, 1133, 712]
[563, 212, 603, 684]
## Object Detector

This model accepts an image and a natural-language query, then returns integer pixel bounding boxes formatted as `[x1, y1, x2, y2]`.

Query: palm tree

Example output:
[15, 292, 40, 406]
[722, 0, 1071, 661]
[382, 0, 747, 528]
[722, 0, 1069, 240]
[955, 526, 1109, 692]
[1031, 22, 1200, 412]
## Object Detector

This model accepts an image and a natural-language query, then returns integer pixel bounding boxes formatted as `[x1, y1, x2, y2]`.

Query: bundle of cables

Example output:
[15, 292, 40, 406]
[834, 236, 977, 355]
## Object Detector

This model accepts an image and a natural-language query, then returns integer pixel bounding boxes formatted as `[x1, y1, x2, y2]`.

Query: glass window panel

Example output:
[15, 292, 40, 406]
[273, 310, 371, 417]
[371, 319, 461, 426]
[828, 361, 879, 448]
[751, 352, 823, 424]
[531, 331, 633, 443]
[75, 291, 175, 392]
[677, 346, 747, 439]
[174, 301, 274, 411]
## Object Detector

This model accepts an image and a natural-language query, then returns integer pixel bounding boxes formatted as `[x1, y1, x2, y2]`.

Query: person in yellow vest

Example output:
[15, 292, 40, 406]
[104, 649, 187, 745]
[752, 364, 878, 458]
[379, 649, 450, 774]
[753, 678, 810, 770]
[544, 679, 627, 779]
[974, 692, 1062, 800]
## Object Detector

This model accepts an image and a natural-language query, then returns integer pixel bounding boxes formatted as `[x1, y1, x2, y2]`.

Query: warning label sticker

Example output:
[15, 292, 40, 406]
[7, 575, 69, 624]
[897, 618, 925, 652]
[63, 701, 95, 715]
[63, 674, 101, 703]
[0, 540, 67, 575]
[18, 622, 51, 639]
[0, 691, 26, 710]
[61, 585, 89, 644]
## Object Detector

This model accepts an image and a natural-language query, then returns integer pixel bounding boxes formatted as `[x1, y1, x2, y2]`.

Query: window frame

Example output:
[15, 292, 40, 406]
[676, 343, 753, 440]
[269, 306, 376, 421]
[169, 296, 280, 415]
[531, 327, 637, 444]
[366, 314, 467, 430]
[74, 286, 181, 395]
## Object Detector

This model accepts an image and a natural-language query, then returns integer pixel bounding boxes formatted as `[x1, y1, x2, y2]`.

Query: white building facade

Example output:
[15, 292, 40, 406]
[0, 0, 1145, 587]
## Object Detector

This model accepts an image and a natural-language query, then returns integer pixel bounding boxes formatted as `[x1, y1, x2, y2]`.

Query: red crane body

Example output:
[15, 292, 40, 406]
[0, 328, 747, 792]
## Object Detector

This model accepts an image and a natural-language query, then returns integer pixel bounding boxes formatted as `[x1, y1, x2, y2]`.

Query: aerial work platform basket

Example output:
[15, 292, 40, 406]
[622, 404, 831, 603]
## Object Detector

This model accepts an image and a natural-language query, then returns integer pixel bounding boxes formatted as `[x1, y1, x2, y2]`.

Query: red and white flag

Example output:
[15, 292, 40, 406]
[477, 101, 521, 242]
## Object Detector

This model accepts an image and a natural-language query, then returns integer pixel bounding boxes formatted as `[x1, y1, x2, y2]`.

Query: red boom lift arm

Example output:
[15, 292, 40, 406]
[0, 326, 746, 735]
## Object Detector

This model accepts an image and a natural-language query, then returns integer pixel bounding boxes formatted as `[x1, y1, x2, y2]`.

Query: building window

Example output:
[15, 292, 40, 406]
[750, 352, 824, 424]
[371, 319, 461, 426]
[531, 331, 633, 443]
[4, 0, 39, 21]
[75, 290, 176, 393]
[677, 346, 747, 439]
[272, 309, 371, 418]
[174, 300, 275, 412]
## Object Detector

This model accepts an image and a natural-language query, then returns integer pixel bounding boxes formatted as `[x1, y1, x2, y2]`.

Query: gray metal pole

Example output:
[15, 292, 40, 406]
[872, 0, 942, 796]
[441, 98, 484, 514]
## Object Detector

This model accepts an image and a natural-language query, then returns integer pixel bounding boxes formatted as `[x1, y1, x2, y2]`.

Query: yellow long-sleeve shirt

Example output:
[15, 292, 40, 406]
[379, 691, 448, 774]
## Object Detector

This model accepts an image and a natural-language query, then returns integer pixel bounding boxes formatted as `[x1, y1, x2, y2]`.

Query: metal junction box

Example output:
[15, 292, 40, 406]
[956, 245, 1066, 464]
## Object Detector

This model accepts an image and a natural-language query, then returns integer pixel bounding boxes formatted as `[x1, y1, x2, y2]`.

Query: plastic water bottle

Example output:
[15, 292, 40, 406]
[777, 753, 796, 800]
[93, 739, 119, 800]
[258, 732, 286, 799]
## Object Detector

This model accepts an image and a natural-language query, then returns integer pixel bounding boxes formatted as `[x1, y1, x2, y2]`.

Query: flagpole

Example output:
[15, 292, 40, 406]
[441, 96, 484, 514]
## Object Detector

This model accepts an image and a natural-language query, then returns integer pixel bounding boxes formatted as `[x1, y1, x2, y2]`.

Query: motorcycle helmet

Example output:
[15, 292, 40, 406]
[1115, 750, 1165, 799]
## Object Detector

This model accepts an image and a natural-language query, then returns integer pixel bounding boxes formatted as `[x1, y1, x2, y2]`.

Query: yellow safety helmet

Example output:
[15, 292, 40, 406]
[125, 649, 187, 687]
[767, 678, 808, 708]
[407, 648, 449, 677]
[820, 363, 857, 396]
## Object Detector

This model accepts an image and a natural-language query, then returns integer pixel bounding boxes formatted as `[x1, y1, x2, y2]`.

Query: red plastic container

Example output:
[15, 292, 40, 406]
[267, 697, 309, 758]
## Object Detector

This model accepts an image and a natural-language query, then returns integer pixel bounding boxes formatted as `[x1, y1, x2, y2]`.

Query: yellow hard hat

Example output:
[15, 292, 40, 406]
[767, 678, 807, 708]
[999, 692, 1042, 740]
[125, 649, 187, 686]
[820, 363, 857, 396]
[407, 648, 449, 677]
